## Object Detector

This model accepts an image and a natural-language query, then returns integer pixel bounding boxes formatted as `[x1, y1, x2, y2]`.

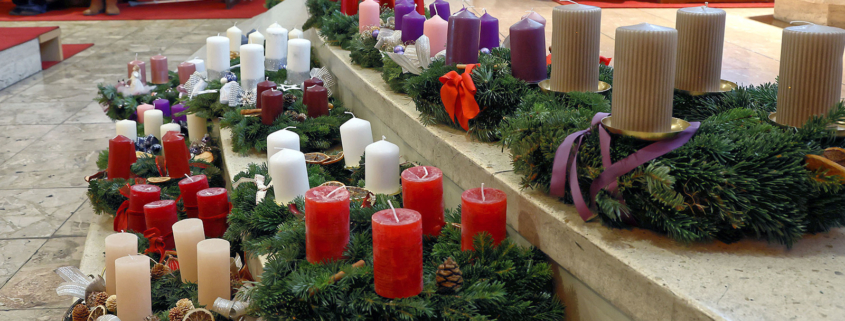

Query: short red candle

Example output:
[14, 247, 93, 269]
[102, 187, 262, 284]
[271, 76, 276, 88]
[150, 54, 168, 85]
[128, 59, 147, 84]
[302, 77, 324, 102]
[401, 166, 445, 236]
[261, 89, 285, 125]
[128, 184, 161, 232]
[304, 85, 329, 118]
[305, 186, 351, 264]
[341, 0, 358, 15]
[108, 135, 136, 180]
[177, 61, 196, 85]
[178, 175, 209, 219]
[461, 187, 507, 251]
[372, 208, 422, 299]
[196, 188, 230, 238]
[413, 0, 424, 14]
[162, 131, 191, 179]
[144, 200, 178, 249]
[256, 79, 277, 109]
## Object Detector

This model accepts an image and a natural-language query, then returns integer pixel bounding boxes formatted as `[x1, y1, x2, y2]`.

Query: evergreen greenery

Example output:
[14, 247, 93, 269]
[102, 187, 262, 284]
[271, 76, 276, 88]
[319, 11, 360, 50]
[349, 34, 384, 69]
[95, 71, 181, 121]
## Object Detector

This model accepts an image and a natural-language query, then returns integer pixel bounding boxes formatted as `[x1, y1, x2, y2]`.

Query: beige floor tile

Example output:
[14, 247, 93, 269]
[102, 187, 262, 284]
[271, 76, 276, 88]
[0, 188, 87, 239]
[0, 237, 85, 309]
[0, 239, 47, 288]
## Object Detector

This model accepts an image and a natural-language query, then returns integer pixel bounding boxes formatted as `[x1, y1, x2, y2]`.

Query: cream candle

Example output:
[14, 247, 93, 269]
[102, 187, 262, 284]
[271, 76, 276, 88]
[612, 23, 678, 132]
[104, 233, 137, 295]
[144, 109, 164, 140]
[136, 104, 154, 124]
[265, 26, 289, 71]
[116, 119, 137, 141]
[187, 57, 206, 73]
[197, 238, 231, 306]
[269, 148, 310, 204]
[172, 218, 205, 283]
[207, 35, 230, 80]
[424, 14, 448, 57]
[268, 127, 300, 159]
[289, 28, 304, 39]
[550, 4, 601, 93]
[240, 44, 265, 91]
[249, 30, 265, 46]
[115, 255, 152, 320]
[268, 22, 282, 29]
[365, 137, 400, 195]
[340, 116, 373, 168]
[161, 123, 181, 137]
[675, 5, 726, 92]
[187, 114, 208, 142]
[287, 38, 312, 84]
[776, 23, 845, 127]
[227, 24, 243, 52]
[359, 0, 380, 31]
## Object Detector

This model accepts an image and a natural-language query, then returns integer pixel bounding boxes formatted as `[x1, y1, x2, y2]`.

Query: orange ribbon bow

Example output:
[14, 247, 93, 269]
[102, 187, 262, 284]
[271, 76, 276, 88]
[439, 64, 480, 131]
[143, 227, 168, 263]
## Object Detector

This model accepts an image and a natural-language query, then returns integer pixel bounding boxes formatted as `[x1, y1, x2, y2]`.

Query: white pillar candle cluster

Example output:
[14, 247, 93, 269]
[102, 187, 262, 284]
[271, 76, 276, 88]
[340, 116, 373, 168]
[269, 148, 310, 204]
[197, 238, 231, 306]
[675, 6, 726, 92]
[240, 44, 265, 91]
[249, 30, 265, 46]
[207, 35, 230, 80]
[265, 26, 289, 71]
[227, 24, 242, 52]
[267, 127, 300, 159]
[144, 109, 164, 140]
[115, 255, 152, 320]
[116, 119, 137, 141]
[161, 123, 181, 137]
[105, 232, 138, 295]
[549, 4, 602, 93]
[172, 218, 205, 283]
[287, 38, 312, 84]
[187, 114, 208, 142]
[365, 137, 400, 194]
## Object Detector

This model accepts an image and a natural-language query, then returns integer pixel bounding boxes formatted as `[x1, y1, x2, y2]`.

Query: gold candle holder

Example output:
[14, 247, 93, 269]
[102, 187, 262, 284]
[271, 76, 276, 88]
[768, 112, 845, 137]
[601, 116, 692, 141]
[675, 79, 737, 96]
[538, 79, 611, 94]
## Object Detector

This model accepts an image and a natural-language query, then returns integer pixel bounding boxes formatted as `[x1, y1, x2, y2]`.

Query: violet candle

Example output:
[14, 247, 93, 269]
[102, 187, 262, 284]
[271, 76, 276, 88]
[445, 9, 481, 65]
[153, 98, 171, 117]
[170, 103, 187, 122]
[428, 0, 450, 21]
[150, 54, 168, 85]
[479, 11, 500, 50]
[510, 18, 547, 83]
[401, 10, 426, 44]
[394, 0, 415, 34]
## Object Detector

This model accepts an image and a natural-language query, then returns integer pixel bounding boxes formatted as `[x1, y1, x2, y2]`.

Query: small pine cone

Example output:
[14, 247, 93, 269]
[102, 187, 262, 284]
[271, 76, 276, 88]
[145, 315, 162, 321]
[151, 263, 172, 280]
[295, 113, 308, 122]
[168, 306, 188, 321]
[86, 291, 109, 308]
[72, 303, 89, 321]
[283, 93, 297, 106]
[231, 272, 243, 297]
[436, 257, 463, 294]
[105, 295, 117, 313]
[176, 298, 194, 310]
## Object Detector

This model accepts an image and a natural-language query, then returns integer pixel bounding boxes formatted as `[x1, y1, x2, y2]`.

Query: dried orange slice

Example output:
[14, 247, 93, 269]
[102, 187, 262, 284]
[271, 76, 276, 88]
[323, 151, 344, 165]
[304, 152, 330, 164]
[146, 177, 172, 184]
[194, 151, 214, 163]
[320, 181, 345, 187]
[88, 305, 107, 321]
[182, 308, 214, 321]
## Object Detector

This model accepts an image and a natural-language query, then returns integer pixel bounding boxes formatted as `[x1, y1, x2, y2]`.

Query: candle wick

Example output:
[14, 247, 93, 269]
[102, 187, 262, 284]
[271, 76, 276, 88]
[381, 135, 386, 141]
[344, 111, 356, 118]
[184, 174, 193, 182]
[422, 166, 428, 178]
[284, 126, 296, 131]
[432, 5, 437, 16]
[704, 1, 708, 8]
[326, 186, 344, 198]
[387, 200, 400, 223]
[481, 183, 485, 201]
[135, 53, 138, 60]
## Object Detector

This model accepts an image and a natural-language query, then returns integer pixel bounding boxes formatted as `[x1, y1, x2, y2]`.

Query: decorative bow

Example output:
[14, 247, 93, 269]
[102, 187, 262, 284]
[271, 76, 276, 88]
[55, 266, 103, 299]
[385, 35, 432, 75]
[211, 297, 248, 319]
[233, 174, 273, 204]
[310, 67, 336, 97]
[439, 64, 480, 131]
[114, 178, 147, 232]
[600, 56, 612, 66]
[143, 228, 168, 262]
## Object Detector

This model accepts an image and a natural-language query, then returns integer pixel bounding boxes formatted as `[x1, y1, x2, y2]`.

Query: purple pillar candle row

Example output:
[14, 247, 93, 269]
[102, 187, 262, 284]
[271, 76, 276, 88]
[445, 9, 480, 65]
[153, 98, 171, 117]
[479, 11, 500, 50]
[428, 0, 450, 21]
[510, 18, 547, 83]
[394, 0, 415, 35]
[402, 10, 426, 44]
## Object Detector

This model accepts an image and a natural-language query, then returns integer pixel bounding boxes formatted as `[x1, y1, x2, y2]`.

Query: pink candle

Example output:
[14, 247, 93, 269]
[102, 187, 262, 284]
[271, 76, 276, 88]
[178, 61, 196, 85]
[305, 186, 350, 264]
[372, 208, 422, 299]
[401, 166, 444, 236]
[460, 186, 507, 251]
[424, 14, 448, 57]
[136, 104, 154, 123]
[359, 0, 381, 31]
[150, 54, 169, 85]
[127, 56, 147, 84]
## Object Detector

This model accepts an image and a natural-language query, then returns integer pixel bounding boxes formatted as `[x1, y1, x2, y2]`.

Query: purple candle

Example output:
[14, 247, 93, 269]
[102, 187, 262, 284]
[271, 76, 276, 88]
[171, 103, 188, 122]
[479, 11, 500, 50]
[394, 0, 415, 34]
[153, 98, 171, 117]
[428, 0, 450, 21]
[401, 10, 426, 44]
[510, 18, 547, 83]
[445, 9, 480, 65]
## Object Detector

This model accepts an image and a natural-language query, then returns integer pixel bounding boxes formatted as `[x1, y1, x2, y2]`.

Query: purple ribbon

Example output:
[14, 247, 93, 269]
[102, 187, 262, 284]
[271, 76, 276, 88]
[549, 112, 700, 223]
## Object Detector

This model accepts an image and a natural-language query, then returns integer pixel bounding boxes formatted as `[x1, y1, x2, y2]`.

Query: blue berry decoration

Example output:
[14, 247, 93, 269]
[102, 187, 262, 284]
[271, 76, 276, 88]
[224, 72, 238, 83]
[149, 144, 162, 155]
[144, 134, 158, 148]
[394, 45, 405, 54]
[480, 48, 491, 55]
[372, 29, 380, 39]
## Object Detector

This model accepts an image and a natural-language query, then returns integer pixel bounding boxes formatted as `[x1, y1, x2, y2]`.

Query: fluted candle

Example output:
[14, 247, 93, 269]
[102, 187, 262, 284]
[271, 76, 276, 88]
[776, 24, 845, 127]
[612, 23, 678, 132]
[675, 6, 726, 92]
[549, 4, 601, 92]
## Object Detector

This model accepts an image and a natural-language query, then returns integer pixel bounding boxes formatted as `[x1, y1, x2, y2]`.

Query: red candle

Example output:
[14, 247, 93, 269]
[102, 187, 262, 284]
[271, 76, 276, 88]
[305, 186, 350, 264]
[197, 188, 230, 238]
[372, 208, 422, 299]
[302, 77, 324, 102]
[261, 88, 285, 125]
[144, 200, 178, 249]
[178, 175, 209, 219]
[150, 54, 169, 85]
[413, 0, 424, 14]
[108, 135, 136, 180]
[401, 166, 445, 236]
[460, 186, 507, 251]
[128, 184, 161, 232]
[177, 61, 196, 85]
[162, 131, 191, 179]
[304, 85, 329, 118]
[341, 0, 358, 15]
[128, 57, 147, 84]
[256, 78, 277, 109]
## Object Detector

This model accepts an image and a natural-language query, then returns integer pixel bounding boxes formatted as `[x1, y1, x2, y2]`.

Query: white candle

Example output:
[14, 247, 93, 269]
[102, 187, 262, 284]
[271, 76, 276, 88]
[612, 23, 678, 132]
[365, 137, 400, 195]
[197, 238, 230, 306]
[265, 27, 289, 71]
[340, 117, 373, 168]
[267, 128, 300, 159]
[136, 104, 154, 124]
[239, 44, 265, 91]
[289, 28, 304, 39]
[249, 30, 266, 46]
[187, 57, 206, 73]
[115, 255, 152, 320]
[359, 0, 380, 31]
[207, 36, 230, 80]
[144, 109, 164, 141]
[227, 24, 243, 52]
[161, 123, 181, 137]
[268, 22, 282, 29]
[776, 23, 845, 127]
[550, 4, 601, 93]
[173, 218, 205, 283]
[105, 233, 137, 295]
[287, 38, 311, 74]
[675, 6, 726, 92]
[424, 15, 448, 57]
[116, 120, 137, 141]
[269, 148, 310, 204]
[187, 114, 208, 142]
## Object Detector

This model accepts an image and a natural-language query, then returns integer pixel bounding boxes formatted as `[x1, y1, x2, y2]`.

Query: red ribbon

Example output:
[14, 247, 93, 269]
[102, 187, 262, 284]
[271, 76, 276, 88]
[143, 227, 169, 263]
[599, 56, 612, 66]
[439, 64, 480, 131]
[113, 178, 148, 232]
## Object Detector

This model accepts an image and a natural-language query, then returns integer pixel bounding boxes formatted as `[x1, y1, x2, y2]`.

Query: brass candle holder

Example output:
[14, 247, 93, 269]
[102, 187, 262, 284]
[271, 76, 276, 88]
[675, 79, 738, 96]
[538, 79, 611, 94]
[768, 112, 845, 137]
[600, 116, 692, 141]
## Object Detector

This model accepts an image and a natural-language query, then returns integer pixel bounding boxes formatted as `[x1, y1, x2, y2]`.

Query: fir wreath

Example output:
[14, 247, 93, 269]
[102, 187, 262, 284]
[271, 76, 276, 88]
[95, 71, 180, 121]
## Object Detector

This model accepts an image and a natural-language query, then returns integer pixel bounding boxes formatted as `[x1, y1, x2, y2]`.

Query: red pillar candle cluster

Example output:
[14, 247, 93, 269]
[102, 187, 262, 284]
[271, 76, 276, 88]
[305, 186, 351, 264]
[108, 135, 136, 180]
[341, 0, 358, 15]
[256, 78, 277, 109]
[372, 208, 423, 299]
[144, 200, 179, 249]
[162, 131, 191, 178]
[150, 54, 169, 85]
[178, 175, 209, 219]
[304, 85, 329, 118]
[401, 166, 445, 236]
[261, 88, 285, 125]
[197, 188, 230, 238]
[128, 184, 161, 232]
[460, 186, 507, 251]
[302, 77, 323, 102]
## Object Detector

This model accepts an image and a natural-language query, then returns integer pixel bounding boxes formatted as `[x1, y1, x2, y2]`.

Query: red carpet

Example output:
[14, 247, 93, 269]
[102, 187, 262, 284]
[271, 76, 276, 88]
[556, 0, 773, 8]
[42, 43, 94, 69]
[0, 0, 265, 21]
[0, 26, 57, 51]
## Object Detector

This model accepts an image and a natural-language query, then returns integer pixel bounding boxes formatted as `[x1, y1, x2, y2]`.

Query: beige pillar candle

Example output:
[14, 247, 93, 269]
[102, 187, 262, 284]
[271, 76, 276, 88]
[105, 233, 138, 295]
[172, 218, 205, 283]
[197, 238, 231, 306]
[612, 23, 678, 132]
[115, 255, 152, 320]
[675, 5, 726, 92]
[549, 4, 601, 93]
[776, 23, 845, 127]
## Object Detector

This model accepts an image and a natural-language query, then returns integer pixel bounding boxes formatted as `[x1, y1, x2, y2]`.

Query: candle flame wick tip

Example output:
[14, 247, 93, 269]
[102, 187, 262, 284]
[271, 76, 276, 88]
[387, 200, 400, 223]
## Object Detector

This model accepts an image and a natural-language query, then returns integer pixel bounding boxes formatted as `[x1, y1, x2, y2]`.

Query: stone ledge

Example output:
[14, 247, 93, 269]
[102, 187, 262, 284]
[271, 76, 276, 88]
[775, 0, 845, 28]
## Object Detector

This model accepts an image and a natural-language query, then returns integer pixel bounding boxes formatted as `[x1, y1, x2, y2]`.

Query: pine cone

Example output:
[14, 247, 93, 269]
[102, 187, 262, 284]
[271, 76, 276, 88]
[231, 272, 243, 297]
[86, 291, 109, 308]
[145, 315, 162, 321]
[176, 298, 194, 310]
[105, 295, 117, 313]
[436, 257, 463, 294]
[151, 262, 172, 280]
[283, 93, 298, 106]
[168, 306, 189, 321]
[72, 303, 89, 321]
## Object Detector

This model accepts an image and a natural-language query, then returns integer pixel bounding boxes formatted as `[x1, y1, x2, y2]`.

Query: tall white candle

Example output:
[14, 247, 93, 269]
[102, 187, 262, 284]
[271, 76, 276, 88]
[612, 23, 678, 132]
[289, 28, 304, 39]
[116, 120, 137, 141]
[777, 23, 845, 127]
[365, 137, 400, 194]
[267, 128, 300, 159]
[265, 27, 289, 71]
[340, 117, 373, 168]
[269, 148, 310, 204]
[187, 57, 206, 73]
[207, 36, 230, 80]
[240, 44, 265, 91]
[197, 238, 230, 306]
[249, 30, 265, 46]
[187, 114, 208, 142]
[268, 22, 282, 29]
[287, 38, 312, 84]
[105, 233, 137, 295]
[115, 255, 152, 320]
[227, 24, 243, 52]
[675, 6, 726, 92]
[161, 123, 181, 137]
[550, 4, 601, 93]
[173, 218, 205, 283]
[144, 109, 164, 141]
